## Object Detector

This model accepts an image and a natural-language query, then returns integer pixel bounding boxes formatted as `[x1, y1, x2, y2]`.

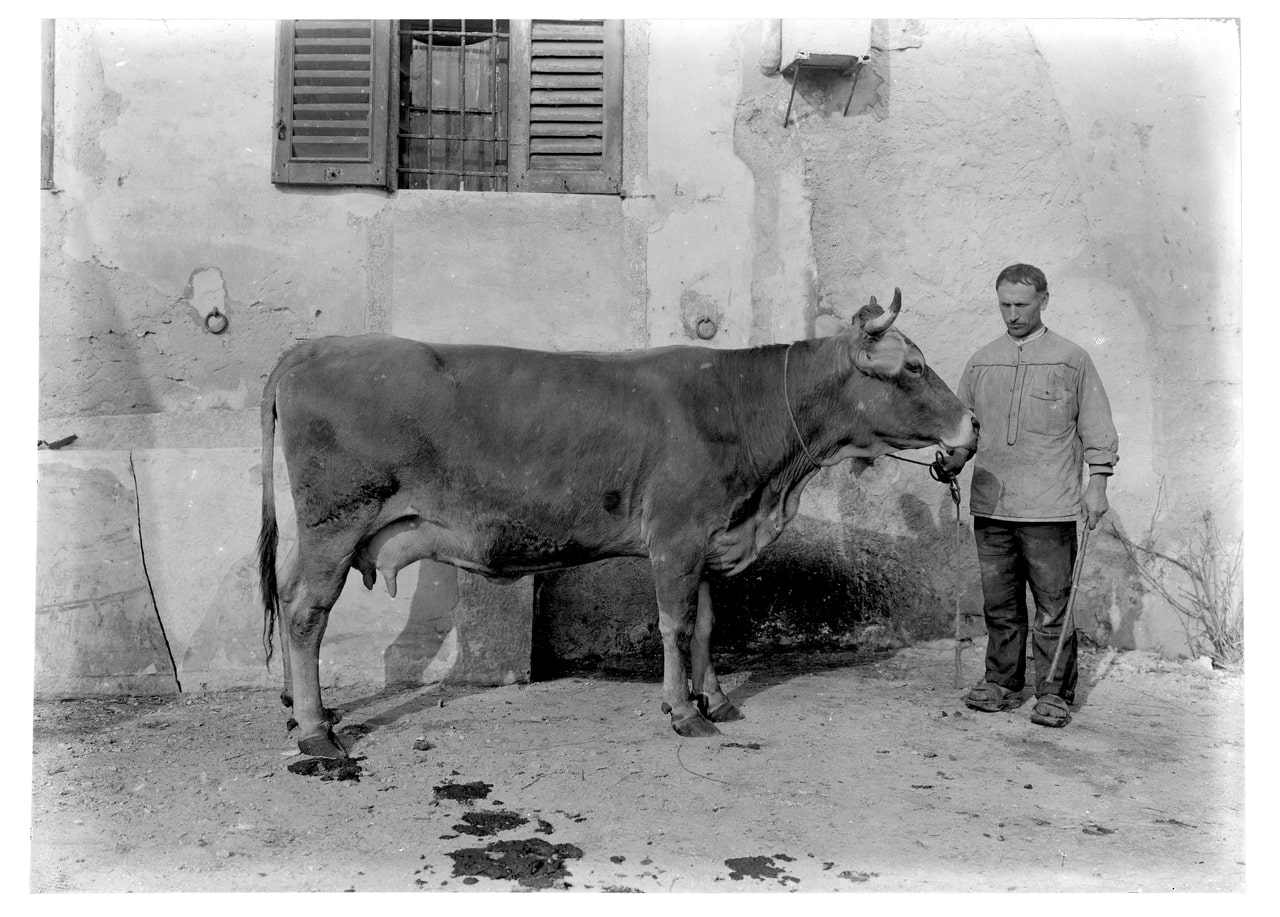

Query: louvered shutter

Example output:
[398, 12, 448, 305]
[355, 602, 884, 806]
[509, 19, 622, 194]
[272, 20, 391, 187]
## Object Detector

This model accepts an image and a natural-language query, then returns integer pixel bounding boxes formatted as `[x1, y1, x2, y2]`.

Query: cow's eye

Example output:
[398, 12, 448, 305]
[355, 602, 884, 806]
[904, 358, 924, 376]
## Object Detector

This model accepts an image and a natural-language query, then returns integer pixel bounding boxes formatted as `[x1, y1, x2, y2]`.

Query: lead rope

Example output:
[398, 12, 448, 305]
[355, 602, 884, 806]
[886, 452, 968, 687]
[951, 482, 966, 688]
[783, 343, 822, 468]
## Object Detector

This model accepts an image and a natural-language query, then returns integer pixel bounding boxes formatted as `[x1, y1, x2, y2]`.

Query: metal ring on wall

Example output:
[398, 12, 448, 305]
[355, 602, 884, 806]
[205, 308, 228, 334]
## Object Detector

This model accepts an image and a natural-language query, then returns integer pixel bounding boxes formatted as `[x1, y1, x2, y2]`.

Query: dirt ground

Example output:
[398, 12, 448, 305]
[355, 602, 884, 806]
[28, 640, 1244, 893]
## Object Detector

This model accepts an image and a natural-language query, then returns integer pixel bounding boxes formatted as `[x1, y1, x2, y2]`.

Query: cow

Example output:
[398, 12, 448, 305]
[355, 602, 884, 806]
[258, 290, 977, 759]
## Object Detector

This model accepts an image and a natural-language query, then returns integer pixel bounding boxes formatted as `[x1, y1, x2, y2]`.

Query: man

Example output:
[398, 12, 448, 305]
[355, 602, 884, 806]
[936, 264, 1118, 727]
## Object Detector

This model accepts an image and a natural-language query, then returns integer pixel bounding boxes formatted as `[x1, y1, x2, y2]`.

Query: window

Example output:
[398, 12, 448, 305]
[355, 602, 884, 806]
[396, 20, 510, 191]
[272, 19, 622, 194]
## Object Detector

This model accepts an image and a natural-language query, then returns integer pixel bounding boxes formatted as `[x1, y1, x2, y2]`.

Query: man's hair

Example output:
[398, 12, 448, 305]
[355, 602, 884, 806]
[995, 263, 1048, 292]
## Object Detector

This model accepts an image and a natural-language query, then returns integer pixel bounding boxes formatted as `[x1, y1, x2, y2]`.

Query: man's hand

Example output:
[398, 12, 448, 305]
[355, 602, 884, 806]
[931, 447, 972, 482]
[1084, 473, 1110, 530]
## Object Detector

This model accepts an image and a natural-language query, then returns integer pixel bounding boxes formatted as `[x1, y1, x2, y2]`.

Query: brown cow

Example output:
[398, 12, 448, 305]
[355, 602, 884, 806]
[258, 290, 976, 758]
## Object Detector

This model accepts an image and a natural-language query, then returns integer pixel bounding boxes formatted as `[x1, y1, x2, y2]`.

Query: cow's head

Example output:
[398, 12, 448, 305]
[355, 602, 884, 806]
[818, 288, 977, 459]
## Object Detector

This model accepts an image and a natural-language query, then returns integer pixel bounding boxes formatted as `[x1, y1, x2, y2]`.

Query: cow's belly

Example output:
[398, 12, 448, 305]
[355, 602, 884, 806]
[355, 509, 639, 595]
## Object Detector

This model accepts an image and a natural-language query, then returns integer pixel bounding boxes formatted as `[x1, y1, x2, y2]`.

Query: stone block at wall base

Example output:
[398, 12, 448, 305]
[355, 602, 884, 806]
[445, 569, 533, 686]
[36, 453, 179, 698]
[37, 446, 534, 696]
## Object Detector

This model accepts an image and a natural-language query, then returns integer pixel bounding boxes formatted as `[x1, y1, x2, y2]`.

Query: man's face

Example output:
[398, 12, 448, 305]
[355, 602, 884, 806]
[997, 282, 1047, 339]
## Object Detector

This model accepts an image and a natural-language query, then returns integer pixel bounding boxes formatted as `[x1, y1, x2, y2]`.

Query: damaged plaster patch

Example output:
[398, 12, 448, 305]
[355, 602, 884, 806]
[872, 19, 926, 51]
[187, 267, 227, 324]
[680, 288, 724, 341]
[62, 21, 127, 189]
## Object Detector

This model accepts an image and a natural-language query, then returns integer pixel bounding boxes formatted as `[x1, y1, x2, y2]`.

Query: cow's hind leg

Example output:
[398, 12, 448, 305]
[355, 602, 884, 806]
[283, 563, 351, 759]
[277, 544, 297, 710]
[276, 545, 341, 729]
[652, 551, 719, 738]
[690, 581, 743, 723]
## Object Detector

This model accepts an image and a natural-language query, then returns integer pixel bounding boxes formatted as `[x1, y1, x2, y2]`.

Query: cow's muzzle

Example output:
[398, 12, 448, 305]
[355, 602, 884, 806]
[941, 412, 979, 452]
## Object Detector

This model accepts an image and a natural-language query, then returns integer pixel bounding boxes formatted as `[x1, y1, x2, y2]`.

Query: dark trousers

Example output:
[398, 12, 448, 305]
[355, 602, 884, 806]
[973, 518, 1078, 703]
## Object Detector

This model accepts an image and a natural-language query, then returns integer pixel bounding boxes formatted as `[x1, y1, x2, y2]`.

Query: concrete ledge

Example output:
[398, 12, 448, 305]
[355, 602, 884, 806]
[36, 452, 179, 697]
[38, 409, 262, 452]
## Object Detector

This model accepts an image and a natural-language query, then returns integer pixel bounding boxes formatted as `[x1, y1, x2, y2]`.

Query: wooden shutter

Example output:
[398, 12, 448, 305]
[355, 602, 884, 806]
[509, 19, 622, 194]
[272, 20, 391, 187]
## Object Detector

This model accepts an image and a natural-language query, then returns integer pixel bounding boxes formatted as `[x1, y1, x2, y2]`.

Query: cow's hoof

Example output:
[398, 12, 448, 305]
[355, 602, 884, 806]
[694, 693, 744, 723]
[280, 691, 293, 709]
[706, 701, 744, 723]
[298, 728, 349, 760]
[671, 714, 720, 738]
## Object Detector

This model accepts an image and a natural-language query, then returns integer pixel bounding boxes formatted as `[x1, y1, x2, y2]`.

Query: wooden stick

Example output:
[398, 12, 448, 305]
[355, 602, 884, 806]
[1047, 524, 1092, 684]
[952, 487, 965, 688]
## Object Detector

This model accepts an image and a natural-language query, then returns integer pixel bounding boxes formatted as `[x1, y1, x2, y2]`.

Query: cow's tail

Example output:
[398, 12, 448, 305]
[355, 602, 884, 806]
[257, 373, 281, 667]
[258, 347, 301, 668]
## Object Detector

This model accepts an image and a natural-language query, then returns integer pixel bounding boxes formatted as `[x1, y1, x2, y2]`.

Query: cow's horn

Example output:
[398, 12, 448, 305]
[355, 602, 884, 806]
[863, 288, 902, 336]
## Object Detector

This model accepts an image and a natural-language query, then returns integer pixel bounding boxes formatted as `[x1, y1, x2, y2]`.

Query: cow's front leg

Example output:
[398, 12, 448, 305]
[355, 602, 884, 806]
[652, 553, 719, 737]
[690, 581, 743, 723]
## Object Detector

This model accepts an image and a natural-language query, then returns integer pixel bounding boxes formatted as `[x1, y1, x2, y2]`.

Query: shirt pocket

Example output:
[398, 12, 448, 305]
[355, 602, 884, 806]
[1024, 385, 1072, 436]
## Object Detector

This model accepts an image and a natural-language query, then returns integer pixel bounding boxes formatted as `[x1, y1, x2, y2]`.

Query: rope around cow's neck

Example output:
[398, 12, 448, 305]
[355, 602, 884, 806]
[783, 343, 823, 469]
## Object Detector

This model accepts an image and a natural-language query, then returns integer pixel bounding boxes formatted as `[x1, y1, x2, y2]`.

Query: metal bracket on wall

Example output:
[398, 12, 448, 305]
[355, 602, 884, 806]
[782, 53, 868, 127]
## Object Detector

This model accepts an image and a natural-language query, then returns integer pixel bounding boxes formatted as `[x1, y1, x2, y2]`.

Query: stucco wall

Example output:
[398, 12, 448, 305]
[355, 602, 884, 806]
[37, 18, 1241, 697]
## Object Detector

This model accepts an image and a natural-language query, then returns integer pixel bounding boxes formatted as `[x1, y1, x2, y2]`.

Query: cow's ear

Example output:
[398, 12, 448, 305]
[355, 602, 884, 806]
[853, 333, 909, 379]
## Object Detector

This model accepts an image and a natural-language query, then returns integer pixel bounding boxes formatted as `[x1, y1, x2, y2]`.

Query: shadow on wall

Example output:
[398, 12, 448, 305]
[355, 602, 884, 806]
[1073, 519, 1166, 655]
[531, 483, 988, 677]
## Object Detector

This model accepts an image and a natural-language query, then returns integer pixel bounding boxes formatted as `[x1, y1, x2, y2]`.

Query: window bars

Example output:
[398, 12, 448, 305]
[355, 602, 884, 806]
[396, 20, 510, 191]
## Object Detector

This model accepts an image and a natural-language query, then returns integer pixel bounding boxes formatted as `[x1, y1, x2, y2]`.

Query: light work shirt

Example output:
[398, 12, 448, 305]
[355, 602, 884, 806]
[957, 327, 1119, 522]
